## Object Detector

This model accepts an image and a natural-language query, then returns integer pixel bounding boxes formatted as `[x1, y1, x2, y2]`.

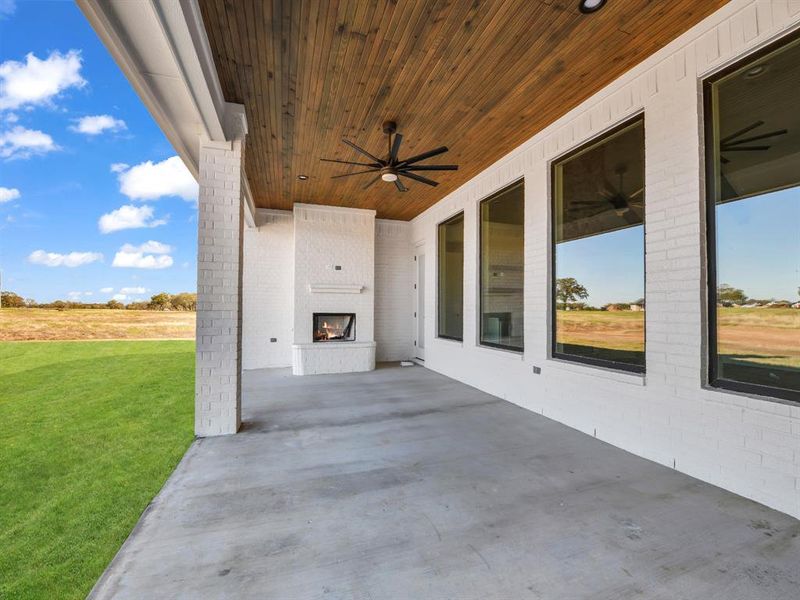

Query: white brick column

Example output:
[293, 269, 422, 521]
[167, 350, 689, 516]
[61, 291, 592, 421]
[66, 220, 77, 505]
[195, 104, 247, 436]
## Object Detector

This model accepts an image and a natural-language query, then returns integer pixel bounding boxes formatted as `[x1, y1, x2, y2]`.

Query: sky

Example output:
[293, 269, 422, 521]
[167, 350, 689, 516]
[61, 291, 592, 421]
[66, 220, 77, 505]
[0, 2, 796, 308]
[558, 187, 799, 306]
[557, 226, 644, 307]
[716, 187, 799, 302]
[0, 1, 198, 304]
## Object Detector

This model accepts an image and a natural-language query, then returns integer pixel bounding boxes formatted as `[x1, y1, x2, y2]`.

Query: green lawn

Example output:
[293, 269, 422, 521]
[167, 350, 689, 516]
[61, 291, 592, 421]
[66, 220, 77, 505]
[0, 341, 195, 600]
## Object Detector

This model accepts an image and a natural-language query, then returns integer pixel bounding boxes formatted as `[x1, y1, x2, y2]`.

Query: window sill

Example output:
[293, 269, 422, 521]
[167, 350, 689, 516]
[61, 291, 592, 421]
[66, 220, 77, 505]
[703, 381, 799, 409]
[546, 357, 646, 386]
[476, 344, 525, 359]
[435, 336, 463, 346]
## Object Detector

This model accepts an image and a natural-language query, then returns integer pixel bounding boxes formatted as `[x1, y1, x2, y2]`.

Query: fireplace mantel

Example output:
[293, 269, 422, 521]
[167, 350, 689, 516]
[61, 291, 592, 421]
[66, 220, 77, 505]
[308, 283, 364, 294]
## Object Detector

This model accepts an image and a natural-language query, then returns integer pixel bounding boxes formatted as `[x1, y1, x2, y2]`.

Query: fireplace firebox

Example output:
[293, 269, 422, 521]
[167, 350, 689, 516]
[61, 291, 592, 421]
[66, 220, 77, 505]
[313, 313, 356, 342]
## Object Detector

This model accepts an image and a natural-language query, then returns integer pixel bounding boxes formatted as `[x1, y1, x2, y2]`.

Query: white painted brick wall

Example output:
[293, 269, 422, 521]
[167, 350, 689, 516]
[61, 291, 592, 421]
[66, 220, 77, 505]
[375, 219, 413, 362]
[292, 204, 376, 346]
[242, 210, 293, 369]
[241, 212, 413, 369]
[196, 136, 245, 437]
[409, 1, 800, 518]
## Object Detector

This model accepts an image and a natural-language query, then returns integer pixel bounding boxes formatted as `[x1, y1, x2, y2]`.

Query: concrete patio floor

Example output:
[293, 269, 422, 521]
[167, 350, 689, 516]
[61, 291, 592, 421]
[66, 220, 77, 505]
[91, 364, 800, 599]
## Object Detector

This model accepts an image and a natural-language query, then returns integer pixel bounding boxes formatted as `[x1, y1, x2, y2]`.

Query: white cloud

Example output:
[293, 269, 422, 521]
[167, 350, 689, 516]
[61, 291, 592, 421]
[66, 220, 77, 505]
[0, 0, 16, 19]
[0, 186, 20, 202]
[0, 126, 57, 159]
[124, 240, 171, 254]
[28, 249, 102, 267]
[98, 204, 167, 234]
[67, 291, 93, 300]
[120, 286, 146, 294]
[117, 156, 197, 202]
[71, 114, 126, 136]
[4, 112, 18, 123]
[0, 50, 86, 111]
[112, 241, 173, 269]
[100, 287, 114, 293]
[112, 293, 127, 301]
[110, 162, 128, 173]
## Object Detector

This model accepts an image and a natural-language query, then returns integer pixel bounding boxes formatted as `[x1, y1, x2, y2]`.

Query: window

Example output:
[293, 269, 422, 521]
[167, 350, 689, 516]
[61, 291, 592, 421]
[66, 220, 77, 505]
[479, 181, 524, 351]
[552, 117, 645, 372]
[438, 212, 464, 340]
[705, 34, 800, 402]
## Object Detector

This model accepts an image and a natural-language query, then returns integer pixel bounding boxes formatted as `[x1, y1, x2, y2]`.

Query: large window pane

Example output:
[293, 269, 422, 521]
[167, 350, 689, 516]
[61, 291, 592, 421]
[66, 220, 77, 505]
[706, 34, 800, 402]
[438, 212, 464, 340]
[480, 181, 524, 351]
[553, 118, 645, 372]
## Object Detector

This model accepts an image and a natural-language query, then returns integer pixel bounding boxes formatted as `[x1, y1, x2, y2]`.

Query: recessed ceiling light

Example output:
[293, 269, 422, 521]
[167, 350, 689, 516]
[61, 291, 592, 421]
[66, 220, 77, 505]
[297, 174, 309, 180]
[579, 0, 606, 14]
[744, 64, 768, 79]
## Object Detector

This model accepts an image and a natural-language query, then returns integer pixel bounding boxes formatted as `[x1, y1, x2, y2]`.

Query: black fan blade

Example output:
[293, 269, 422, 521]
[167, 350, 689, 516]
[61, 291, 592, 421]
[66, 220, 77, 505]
[724, 129, 788, 146]
[397, 146, 448, 167]
[720, 121, 764, 144]
[395, 178, 408, 192]
[321, 158, 381, 167]
[401, 165, 458, 171]
[342, 139, 385, 165]
[363, 174, 381, 190]
[400, 171, 439, 187]
[720, 146, 771, 152]
[330, 168, 380, 179]
[390, 133, 403, 164]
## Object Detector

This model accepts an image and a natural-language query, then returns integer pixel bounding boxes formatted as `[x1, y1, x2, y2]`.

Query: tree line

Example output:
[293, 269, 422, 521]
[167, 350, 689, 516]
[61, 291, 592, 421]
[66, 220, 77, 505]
[0, 291, 197, 311]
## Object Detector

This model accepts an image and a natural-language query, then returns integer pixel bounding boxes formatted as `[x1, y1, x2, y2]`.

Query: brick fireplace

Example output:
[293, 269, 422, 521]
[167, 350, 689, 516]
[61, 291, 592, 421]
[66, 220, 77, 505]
[291, 204, 377, 375]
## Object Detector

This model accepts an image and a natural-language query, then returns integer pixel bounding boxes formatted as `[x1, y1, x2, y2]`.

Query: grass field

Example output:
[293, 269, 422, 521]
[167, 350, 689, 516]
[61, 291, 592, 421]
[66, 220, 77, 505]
[556, 307, 799, 368]
[0, 340, 195, 600]
[556, 309, 645, 352]
[0, 307, 195, 341]
[716, 307, 800, 368]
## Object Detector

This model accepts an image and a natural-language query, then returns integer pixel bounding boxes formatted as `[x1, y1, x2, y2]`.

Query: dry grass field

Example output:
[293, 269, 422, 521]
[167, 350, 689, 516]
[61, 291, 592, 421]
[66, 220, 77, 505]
[716, 307, 800, 368]
[556, 307, 799, 368]
[0, 308, 195, 341]
[556, 310, 645, 352]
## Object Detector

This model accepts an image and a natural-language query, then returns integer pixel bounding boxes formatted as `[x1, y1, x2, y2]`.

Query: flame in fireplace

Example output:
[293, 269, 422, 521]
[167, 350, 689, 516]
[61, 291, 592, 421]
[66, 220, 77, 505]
[313, 314, 354, 342]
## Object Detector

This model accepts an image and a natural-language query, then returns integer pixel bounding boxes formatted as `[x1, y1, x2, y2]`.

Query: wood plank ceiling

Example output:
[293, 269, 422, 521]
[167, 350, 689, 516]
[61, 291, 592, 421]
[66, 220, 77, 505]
[199, 0, 727, 220]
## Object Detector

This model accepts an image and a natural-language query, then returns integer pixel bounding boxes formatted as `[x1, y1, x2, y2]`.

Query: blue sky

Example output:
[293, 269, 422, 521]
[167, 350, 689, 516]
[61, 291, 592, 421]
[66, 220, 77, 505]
[716, 187, 799, 302]
[558, 187, 799, 306]
[0, 1, 198, 303]
[557, 226, 644, 307]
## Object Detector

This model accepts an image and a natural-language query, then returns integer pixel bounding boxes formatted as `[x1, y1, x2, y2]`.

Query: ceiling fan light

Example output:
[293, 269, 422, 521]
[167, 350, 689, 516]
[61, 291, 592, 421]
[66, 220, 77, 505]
[579, 0, 606, 14]
[744, 64, 768, 79]
[381, 172, 398, 182]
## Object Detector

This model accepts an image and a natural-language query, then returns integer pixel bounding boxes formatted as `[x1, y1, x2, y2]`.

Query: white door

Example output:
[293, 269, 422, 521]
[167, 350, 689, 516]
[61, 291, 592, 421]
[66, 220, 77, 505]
[414, 250, 425, 360]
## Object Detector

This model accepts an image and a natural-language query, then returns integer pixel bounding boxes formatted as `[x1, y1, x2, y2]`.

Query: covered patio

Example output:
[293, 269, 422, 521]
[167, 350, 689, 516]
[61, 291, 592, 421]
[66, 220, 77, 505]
[79, 0, 800, 595]
[90, 364, 799, 599]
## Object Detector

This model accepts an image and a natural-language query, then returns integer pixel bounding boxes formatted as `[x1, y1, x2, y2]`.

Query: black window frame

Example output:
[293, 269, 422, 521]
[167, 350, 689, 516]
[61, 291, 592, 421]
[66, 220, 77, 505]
[478, 179, 525, 353]
[550, 114, 646, 374]
[436, 210, 465, 342]
[703, 31, 800, 404]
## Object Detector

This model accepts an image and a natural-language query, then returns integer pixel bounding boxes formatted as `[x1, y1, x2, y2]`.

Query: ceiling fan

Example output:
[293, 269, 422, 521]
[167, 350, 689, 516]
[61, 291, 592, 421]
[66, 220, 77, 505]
[320, 121, 458, 192]
[570, 165, 643, 224]
[719, 120, 788, 164]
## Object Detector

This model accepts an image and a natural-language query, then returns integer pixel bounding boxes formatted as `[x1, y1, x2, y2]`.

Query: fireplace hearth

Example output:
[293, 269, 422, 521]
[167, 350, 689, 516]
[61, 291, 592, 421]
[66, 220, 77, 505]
[313, 313, 356, 342]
